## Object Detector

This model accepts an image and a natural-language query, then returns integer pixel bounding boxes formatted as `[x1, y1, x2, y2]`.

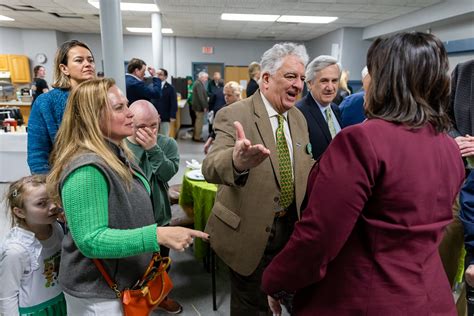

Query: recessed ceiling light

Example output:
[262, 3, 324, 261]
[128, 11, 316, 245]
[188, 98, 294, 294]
[88, 1, 159, 12]
[126, 27, 173, 34]
[0, 15, 15, 21]
[277, 15, 338, 23]
[221, 13, 279, 22]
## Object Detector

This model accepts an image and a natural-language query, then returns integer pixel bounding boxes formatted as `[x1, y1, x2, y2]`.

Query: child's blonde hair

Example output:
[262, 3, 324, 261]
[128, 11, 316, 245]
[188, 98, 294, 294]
[5, 175, 46, 227]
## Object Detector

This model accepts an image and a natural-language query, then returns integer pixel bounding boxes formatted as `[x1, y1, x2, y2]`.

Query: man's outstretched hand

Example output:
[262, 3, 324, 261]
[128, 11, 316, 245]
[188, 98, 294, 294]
[232, 121, 270, 172]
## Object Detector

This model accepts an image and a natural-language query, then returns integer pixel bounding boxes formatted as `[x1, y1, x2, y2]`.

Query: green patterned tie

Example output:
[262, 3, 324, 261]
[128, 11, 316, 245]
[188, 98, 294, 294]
[276, 114, 294, 209]
[325, 107, 337, 139]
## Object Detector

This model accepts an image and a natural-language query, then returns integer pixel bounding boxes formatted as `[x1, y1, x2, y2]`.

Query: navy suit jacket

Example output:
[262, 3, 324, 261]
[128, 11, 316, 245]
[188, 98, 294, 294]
[338, 91, 366, 127]
[296, 93, 342, 160]
[150, 82, 177, 122]
[125, 74, 161, 105]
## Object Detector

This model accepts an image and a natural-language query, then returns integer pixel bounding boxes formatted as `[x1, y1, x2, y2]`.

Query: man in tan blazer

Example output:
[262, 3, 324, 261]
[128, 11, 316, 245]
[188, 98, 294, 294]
[202, 43, 314, 315]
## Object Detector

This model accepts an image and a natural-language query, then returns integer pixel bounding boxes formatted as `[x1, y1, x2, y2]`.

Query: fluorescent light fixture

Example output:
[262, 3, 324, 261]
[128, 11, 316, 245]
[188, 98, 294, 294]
[88, 1, 159, 12]
[0, 15, 15, 21]
[277, 15, 338, 23]
[126, 27, 173, 34]
[221, 13, 279, 22]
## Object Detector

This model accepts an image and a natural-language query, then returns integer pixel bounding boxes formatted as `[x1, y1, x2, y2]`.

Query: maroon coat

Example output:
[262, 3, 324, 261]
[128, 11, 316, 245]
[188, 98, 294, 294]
[262, 119, 464, 315]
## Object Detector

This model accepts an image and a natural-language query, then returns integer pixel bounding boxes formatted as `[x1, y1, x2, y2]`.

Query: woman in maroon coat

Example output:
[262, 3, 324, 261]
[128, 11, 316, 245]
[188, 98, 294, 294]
[262, 32, 465, 316]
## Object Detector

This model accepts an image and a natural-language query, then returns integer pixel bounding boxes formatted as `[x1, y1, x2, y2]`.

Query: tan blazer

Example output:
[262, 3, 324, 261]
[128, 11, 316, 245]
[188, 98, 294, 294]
[202, 91, 314, 276]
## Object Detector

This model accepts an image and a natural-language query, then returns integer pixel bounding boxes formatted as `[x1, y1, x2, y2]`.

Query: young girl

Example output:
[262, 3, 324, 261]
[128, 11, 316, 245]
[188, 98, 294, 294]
[0, 175, 66, 315]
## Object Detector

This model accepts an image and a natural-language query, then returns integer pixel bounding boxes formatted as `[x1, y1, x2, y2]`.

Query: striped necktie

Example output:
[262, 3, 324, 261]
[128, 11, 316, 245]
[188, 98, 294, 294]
[276, 114, 294, 209]
[325, 107, 337, 139]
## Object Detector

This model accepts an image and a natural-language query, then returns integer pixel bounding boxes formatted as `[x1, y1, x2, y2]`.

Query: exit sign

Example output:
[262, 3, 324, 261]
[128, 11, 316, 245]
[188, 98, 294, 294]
[202, 46, 214, 54]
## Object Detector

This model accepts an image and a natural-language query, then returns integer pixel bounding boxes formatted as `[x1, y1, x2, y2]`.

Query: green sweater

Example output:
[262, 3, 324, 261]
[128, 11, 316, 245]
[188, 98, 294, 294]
[126, 136, 180, 226]
[62, 165, 159, 258]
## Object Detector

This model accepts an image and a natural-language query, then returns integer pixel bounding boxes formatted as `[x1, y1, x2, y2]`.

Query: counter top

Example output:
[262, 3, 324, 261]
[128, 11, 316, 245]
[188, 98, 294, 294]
[0, 100, 31, 106]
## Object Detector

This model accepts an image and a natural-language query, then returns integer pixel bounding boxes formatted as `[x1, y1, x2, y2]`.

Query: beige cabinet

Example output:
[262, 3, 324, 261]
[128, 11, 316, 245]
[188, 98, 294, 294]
[7, 55, 31, 83]
[0, 55, 9, 71]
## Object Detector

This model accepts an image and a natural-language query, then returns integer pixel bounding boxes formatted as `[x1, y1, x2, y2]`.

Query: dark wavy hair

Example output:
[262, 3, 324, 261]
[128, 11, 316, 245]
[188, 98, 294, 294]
[127, 58, 146, 74]
[365, 32, 451, 133]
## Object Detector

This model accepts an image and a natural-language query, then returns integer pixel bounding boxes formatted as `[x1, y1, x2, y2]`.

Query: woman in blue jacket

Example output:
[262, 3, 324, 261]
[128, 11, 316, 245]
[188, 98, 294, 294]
[27, 40, 96, 174]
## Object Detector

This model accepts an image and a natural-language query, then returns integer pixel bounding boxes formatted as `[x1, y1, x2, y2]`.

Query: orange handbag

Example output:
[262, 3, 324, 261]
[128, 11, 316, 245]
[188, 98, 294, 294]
[93, 253, 173, 316]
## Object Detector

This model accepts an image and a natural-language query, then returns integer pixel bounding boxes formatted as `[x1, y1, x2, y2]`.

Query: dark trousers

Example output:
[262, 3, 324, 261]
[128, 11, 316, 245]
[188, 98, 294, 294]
[229, 210, 296, 316]
[189, 103, 196, 128]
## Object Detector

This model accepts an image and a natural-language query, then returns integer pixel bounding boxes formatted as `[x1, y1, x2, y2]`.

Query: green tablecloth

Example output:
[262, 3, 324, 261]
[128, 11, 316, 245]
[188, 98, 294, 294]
[179, 170, 217, 259]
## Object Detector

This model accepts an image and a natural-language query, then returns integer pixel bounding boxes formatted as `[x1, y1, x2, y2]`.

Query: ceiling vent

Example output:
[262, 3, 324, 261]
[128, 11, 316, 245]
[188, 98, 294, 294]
[49, 12, 84, 19]
[0, 4, 41, 12]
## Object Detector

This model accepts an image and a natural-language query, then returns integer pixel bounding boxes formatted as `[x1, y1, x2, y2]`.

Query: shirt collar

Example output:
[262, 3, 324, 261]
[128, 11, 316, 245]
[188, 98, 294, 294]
[126, 73, 142, 82]
[260, 92, 288, 120]
[309, 92, 331, 111]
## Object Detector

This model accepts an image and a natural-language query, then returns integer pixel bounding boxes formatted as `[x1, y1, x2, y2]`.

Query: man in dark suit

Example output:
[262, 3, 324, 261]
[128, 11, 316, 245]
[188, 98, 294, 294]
[125, 58, 161, 105]
[203, 43, 314, 315]
[152, 68, 178, 137]
[207, 71, 222, 97]
[296, 55, 343, 160]
[448, 59, 474, 315]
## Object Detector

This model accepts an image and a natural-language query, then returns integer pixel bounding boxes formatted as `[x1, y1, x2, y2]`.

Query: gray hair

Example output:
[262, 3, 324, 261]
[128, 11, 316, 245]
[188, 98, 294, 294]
[224, 81, 243, 98]
[305, 55, 342, 83]
[260, 43, 309, 76]
[198, 71, 208, 79]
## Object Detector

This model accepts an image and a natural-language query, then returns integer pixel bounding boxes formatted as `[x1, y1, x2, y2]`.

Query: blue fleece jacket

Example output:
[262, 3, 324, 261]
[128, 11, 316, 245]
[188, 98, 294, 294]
[27, 88, 69, 174]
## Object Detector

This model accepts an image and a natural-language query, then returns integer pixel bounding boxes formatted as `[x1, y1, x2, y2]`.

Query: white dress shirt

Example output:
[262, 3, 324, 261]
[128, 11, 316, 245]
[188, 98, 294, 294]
[260, 92, 294, 167]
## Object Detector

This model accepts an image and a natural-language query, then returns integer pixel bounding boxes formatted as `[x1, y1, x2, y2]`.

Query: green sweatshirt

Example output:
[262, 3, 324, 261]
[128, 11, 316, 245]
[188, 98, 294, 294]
[126, 136, 180, 226]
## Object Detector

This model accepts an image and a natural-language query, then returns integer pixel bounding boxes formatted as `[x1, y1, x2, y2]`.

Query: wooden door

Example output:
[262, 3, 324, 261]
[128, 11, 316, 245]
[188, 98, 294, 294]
[225, 66, 249, 97]
[0, 55, 8, 71]
[8, 55, 31, 83]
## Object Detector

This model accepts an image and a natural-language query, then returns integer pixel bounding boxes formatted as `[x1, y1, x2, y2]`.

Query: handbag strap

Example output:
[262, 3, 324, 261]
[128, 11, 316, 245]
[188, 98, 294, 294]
[92, 259, 122, 298]
[92, 253, 165, 299]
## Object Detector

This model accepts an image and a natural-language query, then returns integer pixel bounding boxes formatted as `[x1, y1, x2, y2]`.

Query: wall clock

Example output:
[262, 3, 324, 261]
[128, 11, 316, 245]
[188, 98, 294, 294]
[35, 53, 47, 64]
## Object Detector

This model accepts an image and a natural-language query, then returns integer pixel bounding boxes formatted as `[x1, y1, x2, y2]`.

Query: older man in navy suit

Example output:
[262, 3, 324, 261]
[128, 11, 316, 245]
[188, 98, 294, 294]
[296, 55, 343, 160]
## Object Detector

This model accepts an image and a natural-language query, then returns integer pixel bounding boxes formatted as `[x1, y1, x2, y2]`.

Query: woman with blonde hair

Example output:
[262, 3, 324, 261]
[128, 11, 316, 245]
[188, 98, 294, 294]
[246, 61, 261, 97]
[48, 78, 208, 315]
[28, 40, 96, 174]
[333, 69, 351, 105]
[204, 81, 242, 154]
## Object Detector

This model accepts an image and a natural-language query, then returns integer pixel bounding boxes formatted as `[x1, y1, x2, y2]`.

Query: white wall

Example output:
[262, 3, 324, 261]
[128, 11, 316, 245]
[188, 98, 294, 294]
[430, 14, 474, 42]
[305, 29, 343, 61]
[0, 28, 58, 84]
[340, 28, 372, 81]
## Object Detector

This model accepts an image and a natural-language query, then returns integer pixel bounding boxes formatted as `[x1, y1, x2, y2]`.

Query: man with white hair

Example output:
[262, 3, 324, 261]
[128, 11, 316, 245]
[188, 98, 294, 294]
[202, 43, 314, 315]
[296, 55, 343, 160]
[125, 100, 182, 314]
[338, 66, 371, 127]
[192, 71, 209, 141]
